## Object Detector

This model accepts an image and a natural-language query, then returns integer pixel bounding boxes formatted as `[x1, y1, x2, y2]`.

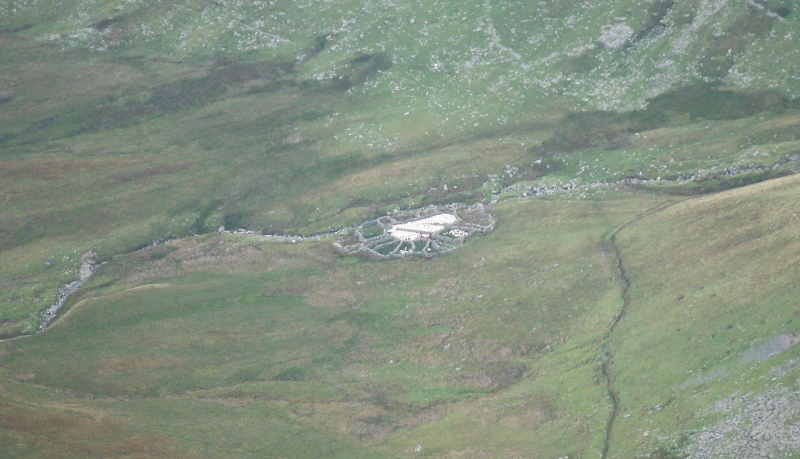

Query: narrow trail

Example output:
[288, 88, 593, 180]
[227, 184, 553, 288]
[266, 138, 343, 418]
[599, 199, 691, 459]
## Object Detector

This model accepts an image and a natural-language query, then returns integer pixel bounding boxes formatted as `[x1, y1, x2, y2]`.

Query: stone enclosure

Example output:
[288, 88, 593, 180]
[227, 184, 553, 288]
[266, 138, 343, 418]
[338, 203, 495, 258]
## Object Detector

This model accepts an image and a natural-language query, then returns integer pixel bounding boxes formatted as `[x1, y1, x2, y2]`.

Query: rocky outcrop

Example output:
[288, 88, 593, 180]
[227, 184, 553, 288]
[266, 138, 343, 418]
[38, 250, 102, 332]
[0, 90, 14, 103]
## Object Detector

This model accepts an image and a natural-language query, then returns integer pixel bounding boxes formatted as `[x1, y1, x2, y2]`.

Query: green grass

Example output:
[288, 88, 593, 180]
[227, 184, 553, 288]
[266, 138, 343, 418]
[2, 0, 800, 456]
[4, 22, 800, 333]
[2, 179, 800, 456]
[0, 191, 666, 456]
[606, 175, 800, 457]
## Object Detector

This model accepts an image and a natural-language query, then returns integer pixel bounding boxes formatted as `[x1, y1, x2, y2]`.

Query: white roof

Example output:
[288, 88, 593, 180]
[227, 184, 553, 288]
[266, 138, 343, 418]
[387, 214, 460, 241]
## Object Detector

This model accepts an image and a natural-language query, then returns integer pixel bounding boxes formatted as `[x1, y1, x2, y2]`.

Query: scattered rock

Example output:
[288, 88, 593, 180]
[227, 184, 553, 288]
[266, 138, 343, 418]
[741, 332, 800, 365]
[598, 23, 634, 48]
[684, 388, 800, 457]
[79, 250, 101, 280]
[283, 131, 304, 145]
[0, 90, 15, 103]
[37, 250, 103, 332]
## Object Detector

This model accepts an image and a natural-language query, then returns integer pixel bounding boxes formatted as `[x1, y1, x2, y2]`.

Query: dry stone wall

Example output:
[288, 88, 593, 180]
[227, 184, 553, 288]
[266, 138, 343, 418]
[338, 203, 495, 259]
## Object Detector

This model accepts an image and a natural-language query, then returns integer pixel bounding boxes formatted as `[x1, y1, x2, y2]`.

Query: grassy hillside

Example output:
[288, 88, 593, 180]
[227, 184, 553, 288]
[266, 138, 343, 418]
[3, 0, 800, 335]
[607, 175, 800, 457]
[1, 177, 798, 457]
[1, 0, 800, 456]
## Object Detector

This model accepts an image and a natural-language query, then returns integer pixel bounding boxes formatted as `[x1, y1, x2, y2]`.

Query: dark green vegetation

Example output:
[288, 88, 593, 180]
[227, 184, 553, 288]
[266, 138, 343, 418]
[541, 84, 800, 153]
[2, 0, 800, 456]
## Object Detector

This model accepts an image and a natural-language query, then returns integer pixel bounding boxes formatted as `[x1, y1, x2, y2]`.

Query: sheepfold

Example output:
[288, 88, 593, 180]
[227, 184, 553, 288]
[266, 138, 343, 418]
[387, 214, 461, 241]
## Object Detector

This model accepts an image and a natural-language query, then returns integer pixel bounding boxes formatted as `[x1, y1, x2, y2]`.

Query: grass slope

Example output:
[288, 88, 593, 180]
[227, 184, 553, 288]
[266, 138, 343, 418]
[2, 0, 800, 335]
[1, 0, 800, 456]
[608, 174, 800, 457]
[0, 191, 665, 457]
[1, 177, 798, 456]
